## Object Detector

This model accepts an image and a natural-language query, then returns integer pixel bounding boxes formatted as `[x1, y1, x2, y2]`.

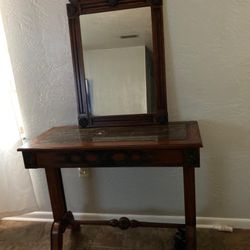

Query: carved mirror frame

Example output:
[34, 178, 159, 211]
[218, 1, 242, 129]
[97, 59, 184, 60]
[67, 0, 168, 128]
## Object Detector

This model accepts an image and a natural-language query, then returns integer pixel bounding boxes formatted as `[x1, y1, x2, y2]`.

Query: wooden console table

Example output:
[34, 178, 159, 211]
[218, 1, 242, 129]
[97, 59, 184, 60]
[18, 121, 202, 250]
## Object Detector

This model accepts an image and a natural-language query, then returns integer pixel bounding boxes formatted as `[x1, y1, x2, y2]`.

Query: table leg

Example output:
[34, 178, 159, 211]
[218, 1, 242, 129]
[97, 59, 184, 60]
[183, 167, 197, 250]
[45, 168, 80, 250]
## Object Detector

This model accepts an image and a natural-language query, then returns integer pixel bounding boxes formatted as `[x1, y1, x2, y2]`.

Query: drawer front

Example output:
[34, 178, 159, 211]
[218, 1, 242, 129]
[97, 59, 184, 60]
[35, 149, 187, 168]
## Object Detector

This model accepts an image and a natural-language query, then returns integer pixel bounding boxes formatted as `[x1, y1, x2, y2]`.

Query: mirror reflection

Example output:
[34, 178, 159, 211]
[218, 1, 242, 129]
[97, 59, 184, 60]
[80, 7, 155, 116]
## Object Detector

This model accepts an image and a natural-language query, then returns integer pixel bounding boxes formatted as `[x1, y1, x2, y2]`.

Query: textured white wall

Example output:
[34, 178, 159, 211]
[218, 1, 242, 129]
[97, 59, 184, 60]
[1, 0, 250, 218]
[0, 0, 78, 210]
[164, 0, 250, 218]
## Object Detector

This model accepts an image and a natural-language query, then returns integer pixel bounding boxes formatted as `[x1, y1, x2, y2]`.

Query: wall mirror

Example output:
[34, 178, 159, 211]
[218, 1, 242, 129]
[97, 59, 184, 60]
[67, 0, 167, 127]
[80, 7, 154, 116]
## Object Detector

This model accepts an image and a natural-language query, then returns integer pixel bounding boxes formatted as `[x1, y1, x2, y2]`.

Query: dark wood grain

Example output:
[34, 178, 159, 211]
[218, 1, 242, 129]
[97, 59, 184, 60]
[183, 167, 197, 250]
[33, 149, 185, 168]
[67, 0, 168, 127]
[45, 169, 67, 250]
[45, 168, 67, 221]
[18, 121, 202, 152]
[151, 4, 167, 118]
[50, 222, 63, 250]
[45, 169, 80, 250]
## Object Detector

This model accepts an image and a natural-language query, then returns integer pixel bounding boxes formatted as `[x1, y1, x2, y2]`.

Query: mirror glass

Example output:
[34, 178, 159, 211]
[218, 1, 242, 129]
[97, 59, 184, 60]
[80, 7, 155, 116]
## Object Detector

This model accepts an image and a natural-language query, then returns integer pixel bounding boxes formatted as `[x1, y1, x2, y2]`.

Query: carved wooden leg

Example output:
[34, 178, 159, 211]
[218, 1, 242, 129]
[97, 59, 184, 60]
[183, 167, 197, 250]
[45, 168, 80, 250]
[63, 211, 80, 232]
[51, 222, 63, 250]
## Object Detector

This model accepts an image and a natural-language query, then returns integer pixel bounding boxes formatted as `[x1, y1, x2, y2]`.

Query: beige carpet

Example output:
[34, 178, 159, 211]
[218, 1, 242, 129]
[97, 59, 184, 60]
[0, 220, 250, 250]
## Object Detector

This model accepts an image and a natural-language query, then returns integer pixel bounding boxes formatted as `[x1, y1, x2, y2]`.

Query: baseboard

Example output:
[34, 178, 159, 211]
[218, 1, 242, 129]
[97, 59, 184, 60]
[2, 211, 250, 230]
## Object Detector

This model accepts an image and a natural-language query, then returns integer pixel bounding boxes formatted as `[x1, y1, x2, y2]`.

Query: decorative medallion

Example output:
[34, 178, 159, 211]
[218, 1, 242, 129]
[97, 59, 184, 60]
[67, 4, 79, 18]
[110, 217, 139, 230]
[79, 117, 89, 128]
[156, 113, 167, 124]
[184, 149, 199, 167]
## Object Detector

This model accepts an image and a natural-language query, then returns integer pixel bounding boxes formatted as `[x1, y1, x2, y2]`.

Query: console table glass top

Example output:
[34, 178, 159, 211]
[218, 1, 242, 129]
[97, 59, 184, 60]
[18, 121, 202, 151]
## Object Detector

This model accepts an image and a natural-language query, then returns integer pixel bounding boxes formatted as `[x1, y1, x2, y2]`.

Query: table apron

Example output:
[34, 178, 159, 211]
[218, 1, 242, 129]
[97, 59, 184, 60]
[22, 149, 200, 168]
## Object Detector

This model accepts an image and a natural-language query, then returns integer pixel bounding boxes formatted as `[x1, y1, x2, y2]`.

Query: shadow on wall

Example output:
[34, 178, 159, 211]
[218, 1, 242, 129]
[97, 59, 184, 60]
[81, 169, 100, 213]
[62, 168, 100, 213]
[163, 1, 180, 121]
[63, 167, 184, 216]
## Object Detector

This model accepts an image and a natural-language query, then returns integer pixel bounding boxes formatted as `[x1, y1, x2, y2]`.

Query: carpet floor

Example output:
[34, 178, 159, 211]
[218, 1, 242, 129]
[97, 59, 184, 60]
[0, 221, 250, 250]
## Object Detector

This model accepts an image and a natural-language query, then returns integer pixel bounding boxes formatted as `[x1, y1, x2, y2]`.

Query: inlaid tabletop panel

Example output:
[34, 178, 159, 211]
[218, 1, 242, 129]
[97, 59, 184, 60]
[18, 121, 202, 151]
